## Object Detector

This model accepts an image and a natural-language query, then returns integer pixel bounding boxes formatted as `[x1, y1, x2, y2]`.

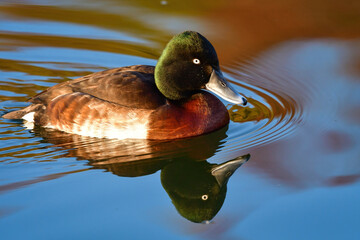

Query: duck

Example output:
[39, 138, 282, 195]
[3, 31, 247, 140]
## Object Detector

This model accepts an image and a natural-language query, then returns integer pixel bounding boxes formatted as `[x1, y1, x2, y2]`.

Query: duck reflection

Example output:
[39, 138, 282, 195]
[161, 155, 249, 223]
[35, 126, 250, 223]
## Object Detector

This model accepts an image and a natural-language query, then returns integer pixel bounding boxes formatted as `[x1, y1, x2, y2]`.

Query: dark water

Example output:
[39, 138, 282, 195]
[1, 0, 360, 239]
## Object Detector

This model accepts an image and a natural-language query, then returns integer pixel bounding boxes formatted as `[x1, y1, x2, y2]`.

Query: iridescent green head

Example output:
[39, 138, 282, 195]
[155, 31, 247, 105]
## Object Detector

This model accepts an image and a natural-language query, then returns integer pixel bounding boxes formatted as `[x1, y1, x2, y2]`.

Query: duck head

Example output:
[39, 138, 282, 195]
[155, 31, 247, 105]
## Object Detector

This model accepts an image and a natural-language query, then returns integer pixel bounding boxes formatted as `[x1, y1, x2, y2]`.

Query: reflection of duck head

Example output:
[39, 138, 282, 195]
[161, 154, 250, 223]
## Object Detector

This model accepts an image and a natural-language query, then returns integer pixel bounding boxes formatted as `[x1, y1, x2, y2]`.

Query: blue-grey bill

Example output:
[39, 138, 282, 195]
[211, 154, 250, 187]
[205, 69, 247, 105]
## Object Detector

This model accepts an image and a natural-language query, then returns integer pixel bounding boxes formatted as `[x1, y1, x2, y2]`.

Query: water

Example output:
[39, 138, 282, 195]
[1, 0, 360, 239]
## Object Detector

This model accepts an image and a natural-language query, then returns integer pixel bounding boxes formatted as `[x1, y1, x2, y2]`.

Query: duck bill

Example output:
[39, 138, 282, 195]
[211, 154, 250, 187]
[205, 69, 247, 106]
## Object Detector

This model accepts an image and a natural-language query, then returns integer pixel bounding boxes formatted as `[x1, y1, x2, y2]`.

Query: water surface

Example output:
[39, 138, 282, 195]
[1, 0, 360, 239]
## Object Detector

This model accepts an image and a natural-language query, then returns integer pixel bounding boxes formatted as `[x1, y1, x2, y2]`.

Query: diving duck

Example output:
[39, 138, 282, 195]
[3, 31, 247, 140]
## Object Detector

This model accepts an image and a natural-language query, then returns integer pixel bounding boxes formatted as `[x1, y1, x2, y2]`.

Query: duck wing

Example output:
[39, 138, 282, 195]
[29, 65, 166, 109]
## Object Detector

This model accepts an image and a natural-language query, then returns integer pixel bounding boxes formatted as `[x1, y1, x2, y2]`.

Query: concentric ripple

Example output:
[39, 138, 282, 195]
[218, 62, 306, 154]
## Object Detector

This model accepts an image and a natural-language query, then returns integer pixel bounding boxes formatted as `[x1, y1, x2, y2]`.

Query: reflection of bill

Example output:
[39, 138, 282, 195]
[229, 97, 272, 123]
[36, 126, 250, 223]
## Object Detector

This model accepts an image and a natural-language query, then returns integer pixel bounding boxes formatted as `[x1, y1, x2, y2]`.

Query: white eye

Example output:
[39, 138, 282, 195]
[193, 58, 200, 64]
[201, 195, 208, 201]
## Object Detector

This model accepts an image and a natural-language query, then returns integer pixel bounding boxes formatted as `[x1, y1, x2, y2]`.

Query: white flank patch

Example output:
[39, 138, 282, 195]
[101, 122, 148, 140]
[68, 120, 149, 140]
[44, 97, 153, 140]
[23, 121, 35, 130]
[46, 109, 152, 140]
[22, 112, 35, 122]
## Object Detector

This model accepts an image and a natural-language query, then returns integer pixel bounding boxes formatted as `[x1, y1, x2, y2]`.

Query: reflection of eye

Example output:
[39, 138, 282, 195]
[193, 58, 200, 64]
[201, 195, 208, 200]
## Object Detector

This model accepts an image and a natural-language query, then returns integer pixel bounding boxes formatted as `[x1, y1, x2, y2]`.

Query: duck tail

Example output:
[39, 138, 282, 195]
[2, 104, 43, 121]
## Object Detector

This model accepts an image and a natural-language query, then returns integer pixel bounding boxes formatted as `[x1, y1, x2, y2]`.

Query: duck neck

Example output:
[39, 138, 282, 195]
[155, 64, 193, 101]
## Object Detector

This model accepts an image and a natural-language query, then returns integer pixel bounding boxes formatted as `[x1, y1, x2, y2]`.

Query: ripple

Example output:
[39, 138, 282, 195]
[218, 60, 307, 154]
